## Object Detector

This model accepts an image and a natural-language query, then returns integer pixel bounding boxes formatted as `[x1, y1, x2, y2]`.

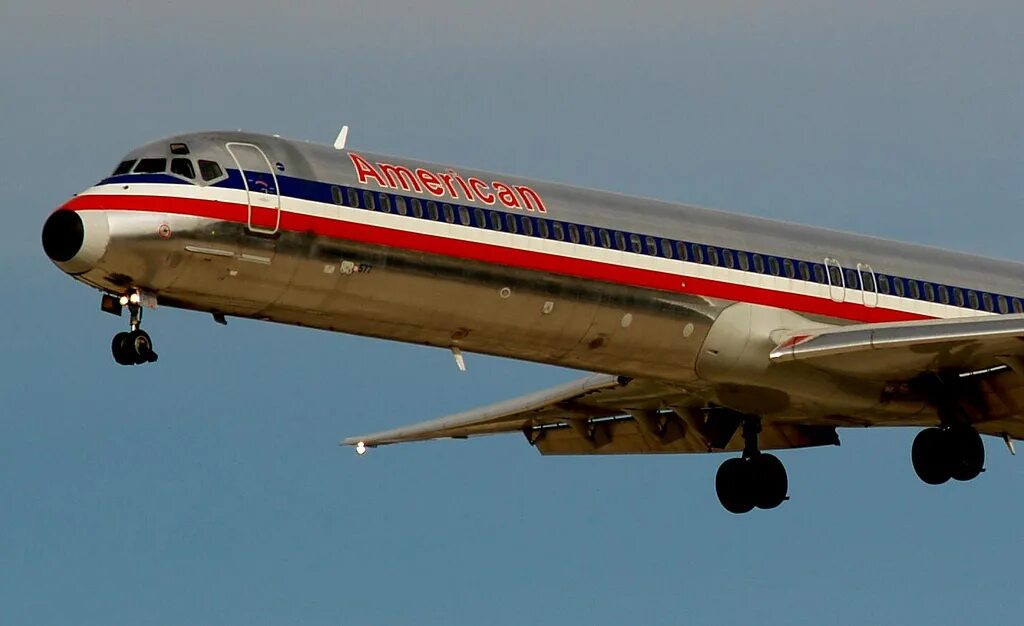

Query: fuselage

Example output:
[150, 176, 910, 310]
[42, 130, 1024, 423]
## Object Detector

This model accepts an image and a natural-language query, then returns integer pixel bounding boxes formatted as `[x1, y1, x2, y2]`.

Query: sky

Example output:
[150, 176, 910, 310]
[1, 1, 1023, 624]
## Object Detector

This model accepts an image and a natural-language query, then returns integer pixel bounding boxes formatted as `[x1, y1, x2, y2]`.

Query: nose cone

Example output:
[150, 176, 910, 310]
[42, 209, 110, 274]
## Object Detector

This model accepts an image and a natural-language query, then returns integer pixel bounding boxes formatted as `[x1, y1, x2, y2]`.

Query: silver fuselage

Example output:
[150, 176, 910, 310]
[44, 131, 1024, 426]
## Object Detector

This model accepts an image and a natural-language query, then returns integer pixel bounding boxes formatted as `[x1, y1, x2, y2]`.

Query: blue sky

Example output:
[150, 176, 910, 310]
[2, 2, 1023, 624]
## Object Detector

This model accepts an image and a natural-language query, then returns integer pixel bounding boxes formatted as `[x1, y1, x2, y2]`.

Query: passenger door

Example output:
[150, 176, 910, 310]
[225, 142, 281, 235]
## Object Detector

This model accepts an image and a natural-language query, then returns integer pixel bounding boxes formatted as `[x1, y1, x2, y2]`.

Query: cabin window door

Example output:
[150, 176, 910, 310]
[225, 142, 281, 235]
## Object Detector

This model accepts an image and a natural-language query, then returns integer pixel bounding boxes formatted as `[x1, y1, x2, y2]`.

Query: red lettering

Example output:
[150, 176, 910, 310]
[514, 185, 546, 213]
[416, 168, 445, 196]
[493, 182, 521, 209]
[437, 172, 460, 199]
[454, 174, 476, 201]
[379, 163, 422, 192]
[468, 178, 495, 204]
[349, 153, 388, 188]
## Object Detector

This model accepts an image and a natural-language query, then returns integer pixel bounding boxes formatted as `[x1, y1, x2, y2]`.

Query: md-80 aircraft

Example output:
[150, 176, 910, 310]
[43, 130, 1024, 513]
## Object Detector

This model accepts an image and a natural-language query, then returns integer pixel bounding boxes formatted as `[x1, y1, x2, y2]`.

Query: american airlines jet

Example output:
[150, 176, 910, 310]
[42, 130, 1024, 513]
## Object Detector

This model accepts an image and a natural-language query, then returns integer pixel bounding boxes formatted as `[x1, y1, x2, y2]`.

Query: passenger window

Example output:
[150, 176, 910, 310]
[661, 239, 674, 259]
[799, 261, 810, 281]
[474, 208, 486, 227]
[753, 254, 765, 274]
[845, 268, 860, 290]
[630, 234, 642, 254]
[346, 188, 360, 208]
[505, 213, 518, 234]
[877, 275, 891, 295]
[738, 251, 750, 271]
[707, 246, 719, 266]
[614, 231, 626, 251]
[584, 227, 596, 246]
[170, 158, 195, 179]
[1014, 298, 1023, 314]
[442, 203, 455, 223]
[968, 290, 979, 309]
[523, 216, 535, 236]
[923, 283, 935, 302]
[998, 295, 1009, 313]
[112, 160, 136, 175]
[953, 288, 965, 307]
[723, 249, 735, 269]
[198, 160, 223, 182]
[893, 278, 905, 297]
[569, 225, 580, 243]
[489, 212, 503, 231]
[770, 257, 782, 277]
[411, 198, 424, 218]
[553, 222, 565, 241]
[982, 293, 994, 312]
[538, 219, 550, 239]
[908, 281, 920, 299]
[938, 285, 950, 304]
[380, 194, 392, 213]
[827, 264, 841, 285]
[427, 201, 439, 220]
[645, 236, 657, 255]
[783, 259, 795, 278]
[599, 229, 611, 248]
[134, 158, 167, 173]
[690, 245, 704, 264]
[364, 191, 377, 210]
[395, 196, 408, 215]
[813, 264, 826, 284]
[861, 270, 876, 293]
[331, 186, 343, 205]
[676, 242, 689, 262]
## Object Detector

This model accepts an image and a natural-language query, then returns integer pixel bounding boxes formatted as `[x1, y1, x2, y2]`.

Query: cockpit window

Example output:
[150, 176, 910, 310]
[170, 158, 195, 179]
[112, 160, 136, 175]
[169, 143, 190, 155]
[198, 160, 223, 182]
[134, 158, 167, 174]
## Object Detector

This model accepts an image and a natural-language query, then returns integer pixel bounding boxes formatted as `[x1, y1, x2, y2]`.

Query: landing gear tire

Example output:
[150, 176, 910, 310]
[111, 329, 158, 365]
[752, 453, 788, 510]
[912, 427, 984, 485]
[716, 457, 755, 515]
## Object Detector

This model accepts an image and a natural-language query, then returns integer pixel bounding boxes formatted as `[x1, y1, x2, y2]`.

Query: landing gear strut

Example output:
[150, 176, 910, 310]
[110, 293, 158, 366]
[715, 416, 788, 514]
[912, 426, 984, 485]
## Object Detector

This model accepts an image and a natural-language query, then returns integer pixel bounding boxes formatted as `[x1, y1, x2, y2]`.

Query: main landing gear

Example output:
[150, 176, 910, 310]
[109, 293, 158, 366]
[715, 417, 788, 514]
[911, 426, 984, 485]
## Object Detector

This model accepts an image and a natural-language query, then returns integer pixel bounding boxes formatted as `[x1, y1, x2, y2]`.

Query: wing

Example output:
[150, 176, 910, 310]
[343, 373, 839, 455]
[770, 313, 1024, 439]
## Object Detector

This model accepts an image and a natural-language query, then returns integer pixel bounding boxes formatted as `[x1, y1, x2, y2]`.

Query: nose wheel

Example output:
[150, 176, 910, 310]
[110, 293, 158, 366]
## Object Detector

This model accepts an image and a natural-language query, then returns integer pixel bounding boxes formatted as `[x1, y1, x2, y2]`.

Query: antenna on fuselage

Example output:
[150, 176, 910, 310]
[333, 125, 349, 150]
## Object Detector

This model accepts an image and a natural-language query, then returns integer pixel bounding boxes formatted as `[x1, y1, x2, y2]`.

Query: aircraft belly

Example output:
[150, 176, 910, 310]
[109, 219, 718, 382]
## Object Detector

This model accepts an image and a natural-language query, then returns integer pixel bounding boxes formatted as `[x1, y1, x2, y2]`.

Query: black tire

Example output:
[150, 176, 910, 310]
[752, 453, 788, 510]
[128, 330, 154, 365]
[111, 332, 132, 365]
[912, 428, 952, 485]
[716, 457, 755, 514]
[948, 427, 984, 482]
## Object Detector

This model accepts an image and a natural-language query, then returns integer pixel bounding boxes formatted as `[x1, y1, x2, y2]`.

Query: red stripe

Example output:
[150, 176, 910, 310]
[63, 194, 928, 324]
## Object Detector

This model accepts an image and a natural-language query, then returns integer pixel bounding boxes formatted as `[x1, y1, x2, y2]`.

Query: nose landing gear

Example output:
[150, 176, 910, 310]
[110, 292, 158, 366]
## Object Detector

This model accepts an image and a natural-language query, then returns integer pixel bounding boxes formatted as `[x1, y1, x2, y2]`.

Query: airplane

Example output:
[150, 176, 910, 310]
[42, 129, 1024, 513]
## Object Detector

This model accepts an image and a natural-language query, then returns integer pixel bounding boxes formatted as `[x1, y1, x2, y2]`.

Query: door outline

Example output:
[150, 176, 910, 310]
[225, 142, 281, 235]
[857, 262, 879, 308]
[824, 257, 845, 302]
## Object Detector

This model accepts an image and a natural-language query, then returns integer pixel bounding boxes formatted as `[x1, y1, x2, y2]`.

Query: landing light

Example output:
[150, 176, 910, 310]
[119, 295, 129, 306]
[356, 441, 367, 455]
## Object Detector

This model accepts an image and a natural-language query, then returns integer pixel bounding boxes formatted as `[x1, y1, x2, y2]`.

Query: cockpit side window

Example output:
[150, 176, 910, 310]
[112, 160, 136, 175]
[170, 158, 195, 179]
[134, 158, 167, 174]
[198, 160, 224, 182]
